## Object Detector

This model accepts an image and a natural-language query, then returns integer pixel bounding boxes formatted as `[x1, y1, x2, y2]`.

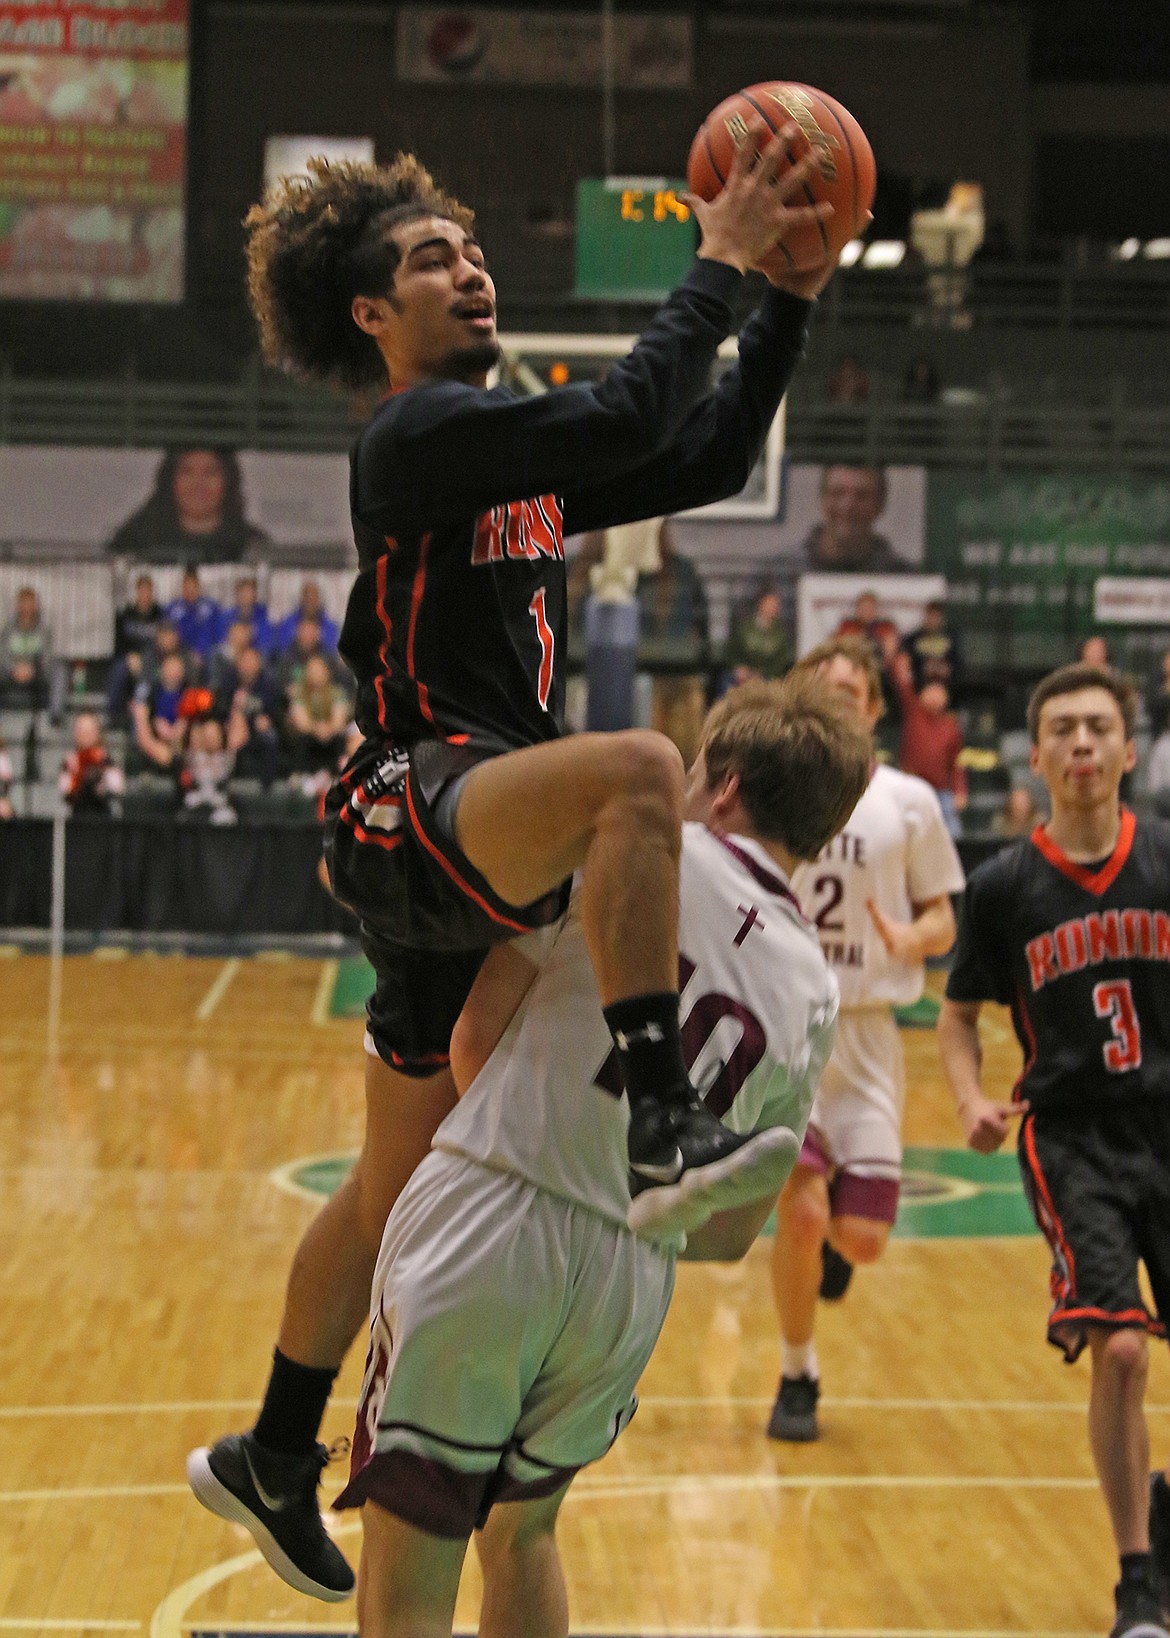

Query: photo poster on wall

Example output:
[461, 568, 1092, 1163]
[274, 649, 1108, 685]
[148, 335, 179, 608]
[0, 0, 188, 300]
[0, 445, 354, 551]
[797, 573, 947, 656]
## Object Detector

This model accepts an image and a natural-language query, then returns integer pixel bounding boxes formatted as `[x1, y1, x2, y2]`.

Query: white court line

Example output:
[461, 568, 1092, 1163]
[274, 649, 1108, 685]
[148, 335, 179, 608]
[311, 960, 339, 1026]
[0, 1484, 190, 1502]
[0, 1624, 140, 1631]
[6, 1394, 1170, 1418]
[195, 959, 241, 1022]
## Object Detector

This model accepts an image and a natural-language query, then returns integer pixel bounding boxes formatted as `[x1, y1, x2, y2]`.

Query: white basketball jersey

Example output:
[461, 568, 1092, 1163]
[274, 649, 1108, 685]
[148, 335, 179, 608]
[790, 764, 965, 1009]
[434, 822, 839, 1228]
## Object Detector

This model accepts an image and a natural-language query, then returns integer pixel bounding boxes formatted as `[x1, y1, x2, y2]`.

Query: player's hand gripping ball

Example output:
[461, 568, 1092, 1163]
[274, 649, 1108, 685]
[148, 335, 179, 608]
[687, 82, 876, 276]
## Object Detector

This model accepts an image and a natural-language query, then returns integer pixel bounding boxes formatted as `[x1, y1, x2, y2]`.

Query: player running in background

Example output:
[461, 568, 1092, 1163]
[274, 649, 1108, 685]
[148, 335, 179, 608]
[939, 663, 1170, 1638]
[334, 674, 870, 1638]
[188, 146, 842, 1596]
[767, 635, 964, 1442]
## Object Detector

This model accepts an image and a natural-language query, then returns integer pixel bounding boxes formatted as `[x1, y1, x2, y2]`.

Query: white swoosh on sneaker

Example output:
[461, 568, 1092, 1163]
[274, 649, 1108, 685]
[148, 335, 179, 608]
[244, 1444, 292, 1513]
[629, 1147, 684, 1184]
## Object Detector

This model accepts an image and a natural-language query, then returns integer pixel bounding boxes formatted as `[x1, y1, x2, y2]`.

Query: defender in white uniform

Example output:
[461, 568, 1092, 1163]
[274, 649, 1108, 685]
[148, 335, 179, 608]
[769, 636, 965, 1443]
[335, 676, 872, 1638]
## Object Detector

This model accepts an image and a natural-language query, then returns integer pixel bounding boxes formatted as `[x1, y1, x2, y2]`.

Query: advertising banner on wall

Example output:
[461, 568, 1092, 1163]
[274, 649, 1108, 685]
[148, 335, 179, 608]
[0, 0, 188, 300]
[397, 6, 692, 87]
[926, 472, 1170, 633]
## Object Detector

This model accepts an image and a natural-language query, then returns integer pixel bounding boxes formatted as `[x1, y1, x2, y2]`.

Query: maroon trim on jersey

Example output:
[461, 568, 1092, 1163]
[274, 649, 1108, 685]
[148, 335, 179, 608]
[715, 836, 800, 911]
[832, 1171, 900, 1225]
[403, 777, 533, 934]
[1030, 809, 1136, 896]
[406, 532, 436, 727]
[798, 1124, 830, 1175]
[334, 1446, 491, 1537]
[373, 555, 394, 732]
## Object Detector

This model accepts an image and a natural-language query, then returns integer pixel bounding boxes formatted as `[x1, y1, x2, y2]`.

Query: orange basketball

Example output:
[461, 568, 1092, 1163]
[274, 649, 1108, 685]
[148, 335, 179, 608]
[686, 82, 876, 276]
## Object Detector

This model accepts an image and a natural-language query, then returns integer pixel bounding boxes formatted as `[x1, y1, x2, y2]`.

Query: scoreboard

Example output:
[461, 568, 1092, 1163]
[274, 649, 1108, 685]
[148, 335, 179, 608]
[574, 176, 696, 300]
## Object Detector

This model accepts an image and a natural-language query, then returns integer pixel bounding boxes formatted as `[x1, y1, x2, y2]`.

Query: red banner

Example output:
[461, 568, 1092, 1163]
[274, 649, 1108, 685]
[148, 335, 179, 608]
[0, 3, 187, 61]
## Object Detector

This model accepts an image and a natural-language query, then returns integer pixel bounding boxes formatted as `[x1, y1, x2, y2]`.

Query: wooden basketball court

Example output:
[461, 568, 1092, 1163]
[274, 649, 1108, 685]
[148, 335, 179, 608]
[2, 949, 1165, 1638]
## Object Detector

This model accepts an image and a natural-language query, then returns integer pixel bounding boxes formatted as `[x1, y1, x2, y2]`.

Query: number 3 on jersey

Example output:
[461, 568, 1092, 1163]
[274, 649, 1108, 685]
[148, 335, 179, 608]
[528, 588, 554, 711]
[1093, 978, 1142, 1073]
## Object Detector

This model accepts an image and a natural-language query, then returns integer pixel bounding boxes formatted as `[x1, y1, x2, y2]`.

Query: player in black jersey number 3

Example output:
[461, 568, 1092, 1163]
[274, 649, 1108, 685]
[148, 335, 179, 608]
[187, 138, 847, 1598]
[940, 664, 1170, 1638]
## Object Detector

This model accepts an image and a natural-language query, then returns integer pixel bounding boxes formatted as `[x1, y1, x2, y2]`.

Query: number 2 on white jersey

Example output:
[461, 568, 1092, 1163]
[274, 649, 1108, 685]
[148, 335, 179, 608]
[1092, 978, 1142, 1073]
[528, 588, 554, 711]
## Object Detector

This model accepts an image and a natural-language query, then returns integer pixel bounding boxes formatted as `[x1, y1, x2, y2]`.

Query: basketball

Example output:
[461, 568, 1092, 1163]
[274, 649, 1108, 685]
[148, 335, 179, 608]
[686, 82, 876, 275]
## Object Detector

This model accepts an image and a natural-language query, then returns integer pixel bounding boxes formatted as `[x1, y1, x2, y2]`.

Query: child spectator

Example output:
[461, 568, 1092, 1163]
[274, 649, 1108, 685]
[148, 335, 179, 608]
[207, 620, 255, 712]
[59, 712, 124, 816]
[721, 585, 791, 687]
[272, 578, 339, 655]
[902, 598, 962, 689]
[890, 649, 967, 836]
[180, 716, 236, 825]
[284, 653, 350, 790]
[215, 574, 272, 654]
[225, 647, 282, 785]
[129, 652, 189, 771]
[273, 615, 340, 694]
[165, 568, 221, 658]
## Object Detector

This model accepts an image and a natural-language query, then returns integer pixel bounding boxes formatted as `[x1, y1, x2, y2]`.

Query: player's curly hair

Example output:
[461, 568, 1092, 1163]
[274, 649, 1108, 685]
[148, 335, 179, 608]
[244, 154, 475, 393]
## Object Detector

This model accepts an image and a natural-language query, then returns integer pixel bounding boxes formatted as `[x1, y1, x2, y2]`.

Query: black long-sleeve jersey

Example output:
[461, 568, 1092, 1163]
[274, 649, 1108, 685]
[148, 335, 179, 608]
[339, 259, 812, 750]
[946, 812, 1170, 1110]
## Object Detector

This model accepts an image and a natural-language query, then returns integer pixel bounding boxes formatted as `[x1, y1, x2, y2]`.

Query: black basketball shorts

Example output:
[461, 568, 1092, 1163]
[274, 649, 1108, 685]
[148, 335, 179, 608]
[323, 735, 569, 1076]
[1018, 1102, 1170, 1362]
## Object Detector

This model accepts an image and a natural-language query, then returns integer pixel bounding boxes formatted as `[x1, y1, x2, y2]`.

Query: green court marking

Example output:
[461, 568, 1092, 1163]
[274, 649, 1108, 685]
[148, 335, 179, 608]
[893, 993, 941, 1028]
[892, 1145, 1035, 1240]
[282, 1144, 1035, 1242]
[330, 956, 376, 1018]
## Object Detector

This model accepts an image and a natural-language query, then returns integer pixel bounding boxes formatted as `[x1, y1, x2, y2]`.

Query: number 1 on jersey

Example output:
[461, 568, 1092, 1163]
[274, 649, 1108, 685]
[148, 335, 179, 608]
[528, 588, 554, 711]
[1093, 978, 1142, 1073]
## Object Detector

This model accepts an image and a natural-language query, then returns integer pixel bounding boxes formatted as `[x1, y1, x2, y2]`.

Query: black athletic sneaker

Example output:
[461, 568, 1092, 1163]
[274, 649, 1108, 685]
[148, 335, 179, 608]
[820, 1242, 854, 1302]
[766, 1374, 820, 1442]
[1150, 1473, 1170, 1615]
[187, 1433, 354, 1602]
[627, 1099, 799, 1241]
[1109, 1578, 1169, 1638]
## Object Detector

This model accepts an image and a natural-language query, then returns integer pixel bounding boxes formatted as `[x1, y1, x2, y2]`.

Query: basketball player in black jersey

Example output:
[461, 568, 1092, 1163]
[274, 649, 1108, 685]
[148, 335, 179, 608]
[187, 144, 846, 1596]
[939, 664, 1170, 1638]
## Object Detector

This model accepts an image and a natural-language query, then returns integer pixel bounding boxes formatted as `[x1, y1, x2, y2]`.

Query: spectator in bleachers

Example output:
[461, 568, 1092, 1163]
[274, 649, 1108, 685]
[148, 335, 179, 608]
[836, 589, 900, 660]
[225, 646, 282, 785]
[207, 619, 255, 712]
[890, 648, 967, 837]
[992, 784, 1042, 838]
[634, 519, 709, 769]
[180, 716, 237, 825]
[165, 568, 220, 658]
[107, 573, 166, 721]
[284, 653, 351, 791]
[902, 598, 962, 689]
[721, 584, 791, 688]
[901, 356, 941, 404]
[0, 585, 62, 715]
[59, 712, 124, 816]
[792, 466, 911, 574]
[105, 446, 270, 564]
[215, 573, 272, 654]
[0, 737, 13, 820]
[1078, 634, 1112, 670]
[1146, 646, 1170, 736]
[129, 651, 188, 771]
[826, 353, 870, 403]
[272, 578, 339, 655]
[273, 614, 342, 696]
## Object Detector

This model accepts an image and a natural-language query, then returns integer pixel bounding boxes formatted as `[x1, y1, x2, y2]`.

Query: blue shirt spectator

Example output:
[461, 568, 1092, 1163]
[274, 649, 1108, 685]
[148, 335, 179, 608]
[215, 573, 273, 654]
[166, 569, 221, 656]
[273, 578, 339, 655]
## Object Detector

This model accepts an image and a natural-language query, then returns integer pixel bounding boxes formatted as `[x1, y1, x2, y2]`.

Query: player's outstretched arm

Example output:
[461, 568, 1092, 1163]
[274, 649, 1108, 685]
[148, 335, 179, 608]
[937, 997, 1028, 1154]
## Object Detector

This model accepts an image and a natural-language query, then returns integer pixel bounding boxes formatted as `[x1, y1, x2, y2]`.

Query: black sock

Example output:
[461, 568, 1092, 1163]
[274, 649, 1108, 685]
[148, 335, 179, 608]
[602, 992, 690, 1106]
[252, 1348, 338, 1456]
[1119, 1551, 1154, 1593]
